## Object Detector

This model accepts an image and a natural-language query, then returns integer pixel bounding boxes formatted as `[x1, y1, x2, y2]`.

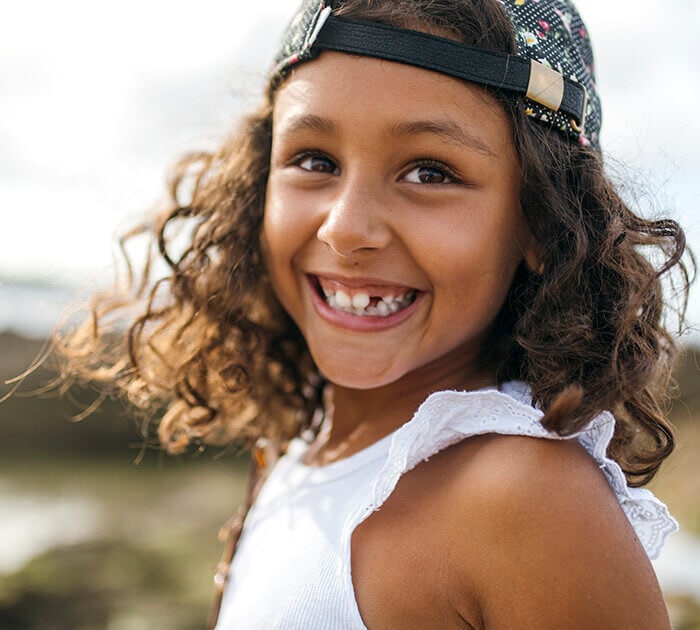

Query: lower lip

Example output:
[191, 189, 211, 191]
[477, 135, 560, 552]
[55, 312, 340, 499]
[306, 276, 425, 332]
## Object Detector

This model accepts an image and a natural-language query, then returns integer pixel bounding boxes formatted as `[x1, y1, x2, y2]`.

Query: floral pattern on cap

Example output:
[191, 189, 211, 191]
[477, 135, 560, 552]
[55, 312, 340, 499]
[498, 0, 602, 149]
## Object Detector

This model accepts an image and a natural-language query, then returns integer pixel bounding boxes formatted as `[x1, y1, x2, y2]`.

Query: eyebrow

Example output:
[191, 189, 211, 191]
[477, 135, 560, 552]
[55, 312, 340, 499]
[277, 114, 336, 137]
[390, 119, 496, 157]
[277, 113, 497, 157]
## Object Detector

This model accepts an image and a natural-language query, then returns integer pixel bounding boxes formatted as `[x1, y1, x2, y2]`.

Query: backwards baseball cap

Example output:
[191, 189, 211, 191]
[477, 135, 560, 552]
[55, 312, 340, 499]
[271, 0, 602, 150]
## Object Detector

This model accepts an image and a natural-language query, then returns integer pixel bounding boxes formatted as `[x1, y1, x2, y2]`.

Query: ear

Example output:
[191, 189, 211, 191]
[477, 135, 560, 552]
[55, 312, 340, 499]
[522, 232, 543, 275]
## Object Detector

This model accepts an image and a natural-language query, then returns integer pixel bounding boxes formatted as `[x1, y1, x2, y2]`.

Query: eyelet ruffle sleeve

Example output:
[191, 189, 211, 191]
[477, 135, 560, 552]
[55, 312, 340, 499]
[361, 384, 677, 560]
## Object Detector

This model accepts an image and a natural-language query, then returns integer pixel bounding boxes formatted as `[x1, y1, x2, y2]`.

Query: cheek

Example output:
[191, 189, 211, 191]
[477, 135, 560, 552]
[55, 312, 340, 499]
[420, 213, 524, 278]
[263, 177, 313, 253]
[261, 222, 290, 297]
[262, 182, 294, 270]
[412, 211, 525, 318]
[260, 187, 311, 319]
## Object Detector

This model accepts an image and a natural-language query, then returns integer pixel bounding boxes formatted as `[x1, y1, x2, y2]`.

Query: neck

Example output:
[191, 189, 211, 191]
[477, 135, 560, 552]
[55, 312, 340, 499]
[307, 348, 494, 466]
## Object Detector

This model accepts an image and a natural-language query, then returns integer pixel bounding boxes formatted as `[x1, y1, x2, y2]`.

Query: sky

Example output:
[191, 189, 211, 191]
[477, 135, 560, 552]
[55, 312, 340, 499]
[1, 0, 699, 331]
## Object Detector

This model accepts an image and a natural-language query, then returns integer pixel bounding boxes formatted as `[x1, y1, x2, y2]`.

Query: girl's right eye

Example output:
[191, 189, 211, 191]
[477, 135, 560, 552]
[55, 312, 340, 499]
[293, 153, 339, 175]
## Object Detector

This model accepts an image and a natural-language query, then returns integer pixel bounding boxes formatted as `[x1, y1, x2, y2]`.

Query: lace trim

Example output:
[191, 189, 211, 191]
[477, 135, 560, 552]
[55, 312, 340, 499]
[361, 385, 677, 560]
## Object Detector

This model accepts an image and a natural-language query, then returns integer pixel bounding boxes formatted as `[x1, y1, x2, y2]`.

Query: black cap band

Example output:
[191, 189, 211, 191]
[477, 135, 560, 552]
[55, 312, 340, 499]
[272, 0, 601, 149]
[310, 16, 586, 127]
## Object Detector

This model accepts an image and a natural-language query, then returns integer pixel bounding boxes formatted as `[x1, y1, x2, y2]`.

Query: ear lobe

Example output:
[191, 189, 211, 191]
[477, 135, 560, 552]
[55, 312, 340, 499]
[522, 236, 543, 275]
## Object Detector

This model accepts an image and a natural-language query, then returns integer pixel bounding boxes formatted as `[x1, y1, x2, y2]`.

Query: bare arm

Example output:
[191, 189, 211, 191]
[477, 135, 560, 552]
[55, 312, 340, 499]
[447, 436, 670, 629]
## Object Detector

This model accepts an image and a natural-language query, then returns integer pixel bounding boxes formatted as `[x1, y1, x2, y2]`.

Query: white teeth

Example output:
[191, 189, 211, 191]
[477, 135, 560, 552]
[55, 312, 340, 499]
[335, 290, 352, 308]
[320, 284, 417, 318]
[351, 292, 370, 309]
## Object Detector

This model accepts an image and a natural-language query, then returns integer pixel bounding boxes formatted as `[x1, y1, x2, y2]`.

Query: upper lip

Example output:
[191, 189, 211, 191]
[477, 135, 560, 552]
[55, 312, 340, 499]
[306, 272, 421, 290]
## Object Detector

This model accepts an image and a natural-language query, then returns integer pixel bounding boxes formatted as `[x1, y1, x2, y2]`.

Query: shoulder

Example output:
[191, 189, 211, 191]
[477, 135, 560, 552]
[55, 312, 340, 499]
[449, 432, 613, 508]
[429, 433, 623, 542]
[428, 434, 670, 628]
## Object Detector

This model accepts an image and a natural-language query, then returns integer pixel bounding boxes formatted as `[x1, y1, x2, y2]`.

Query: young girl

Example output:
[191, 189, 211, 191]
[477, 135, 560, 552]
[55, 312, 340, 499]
[52, 0, 690, 627]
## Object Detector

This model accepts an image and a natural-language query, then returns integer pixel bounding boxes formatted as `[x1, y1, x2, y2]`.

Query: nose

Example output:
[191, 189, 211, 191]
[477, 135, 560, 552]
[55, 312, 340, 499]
[316, 176, 391, 258]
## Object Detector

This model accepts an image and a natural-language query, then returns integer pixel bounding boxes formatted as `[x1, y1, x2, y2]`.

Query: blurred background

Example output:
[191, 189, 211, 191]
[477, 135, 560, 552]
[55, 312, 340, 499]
[1, 1, 699, 628]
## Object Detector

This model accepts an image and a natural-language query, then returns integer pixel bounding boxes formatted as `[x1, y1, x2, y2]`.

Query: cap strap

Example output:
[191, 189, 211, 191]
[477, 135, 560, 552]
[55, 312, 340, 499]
[311, 16, 586, 127]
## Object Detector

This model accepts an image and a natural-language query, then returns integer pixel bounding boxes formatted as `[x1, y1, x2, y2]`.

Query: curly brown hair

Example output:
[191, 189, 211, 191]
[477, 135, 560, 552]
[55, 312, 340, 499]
[51, 0, 691, 486]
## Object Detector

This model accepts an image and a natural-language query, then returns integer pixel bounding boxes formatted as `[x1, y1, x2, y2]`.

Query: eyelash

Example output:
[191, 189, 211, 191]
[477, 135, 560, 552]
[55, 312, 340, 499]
[403, 159, 460, 185]
[290, 151, 339, 174]
[288, 151, 461, 185]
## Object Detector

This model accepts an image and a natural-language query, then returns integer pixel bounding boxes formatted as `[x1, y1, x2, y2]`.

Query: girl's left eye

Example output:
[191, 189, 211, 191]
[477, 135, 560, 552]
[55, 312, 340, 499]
[402, 162, 456, 185]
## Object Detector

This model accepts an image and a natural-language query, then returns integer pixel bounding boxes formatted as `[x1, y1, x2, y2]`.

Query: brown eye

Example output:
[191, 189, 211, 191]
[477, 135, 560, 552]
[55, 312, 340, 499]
[297, 154, 339, 174]
[403, 163, 454, 185]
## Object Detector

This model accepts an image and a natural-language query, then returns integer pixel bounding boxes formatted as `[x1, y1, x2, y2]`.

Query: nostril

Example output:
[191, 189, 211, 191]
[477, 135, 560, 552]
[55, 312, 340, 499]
[317, 221, 389, 258]
[317, 193, 391, 256]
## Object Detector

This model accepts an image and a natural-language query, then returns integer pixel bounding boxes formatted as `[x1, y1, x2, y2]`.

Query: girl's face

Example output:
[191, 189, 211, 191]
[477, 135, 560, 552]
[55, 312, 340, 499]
[263, 51, 537, 391]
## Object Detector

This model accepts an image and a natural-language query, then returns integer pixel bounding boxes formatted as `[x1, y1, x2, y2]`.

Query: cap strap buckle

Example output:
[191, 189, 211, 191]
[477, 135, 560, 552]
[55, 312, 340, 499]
[526, 60, 564, 113]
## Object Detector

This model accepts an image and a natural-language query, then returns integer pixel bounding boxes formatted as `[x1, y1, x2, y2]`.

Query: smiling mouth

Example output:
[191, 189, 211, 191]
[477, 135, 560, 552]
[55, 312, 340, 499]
[311, 275, 419, 318]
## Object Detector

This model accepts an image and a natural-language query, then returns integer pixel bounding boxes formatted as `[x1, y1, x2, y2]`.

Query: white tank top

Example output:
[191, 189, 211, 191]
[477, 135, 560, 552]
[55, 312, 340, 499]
[215, 382, 677, 629]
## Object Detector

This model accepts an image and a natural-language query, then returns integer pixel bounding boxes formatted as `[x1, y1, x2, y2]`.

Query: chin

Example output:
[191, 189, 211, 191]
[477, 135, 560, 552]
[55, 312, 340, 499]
[315, 360, 400, 391]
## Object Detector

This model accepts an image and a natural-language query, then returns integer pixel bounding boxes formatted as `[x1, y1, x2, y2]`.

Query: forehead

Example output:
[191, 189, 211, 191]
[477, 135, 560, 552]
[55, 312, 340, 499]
[272, 51, 515, 158]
